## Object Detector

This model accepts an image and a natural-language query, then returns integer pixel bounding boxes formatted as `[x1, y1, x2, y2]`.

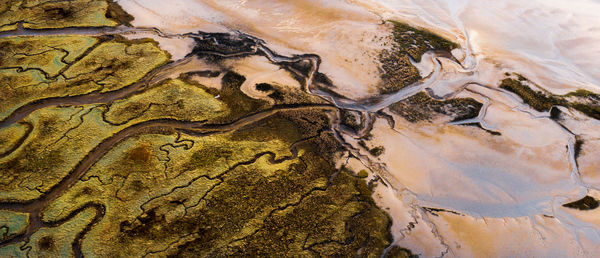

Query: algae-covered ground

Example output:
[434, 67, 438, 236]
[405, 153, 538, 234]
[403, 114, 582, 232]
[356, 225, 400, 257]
[0, 54, 395, 257]
[0, 57, 396, 257]
[378, 21, 458, 94]
[389, 91, 482, 123]
[0, 3, 412, 257]
[0, 0, 132, 31]
[500, 74, 600, 120]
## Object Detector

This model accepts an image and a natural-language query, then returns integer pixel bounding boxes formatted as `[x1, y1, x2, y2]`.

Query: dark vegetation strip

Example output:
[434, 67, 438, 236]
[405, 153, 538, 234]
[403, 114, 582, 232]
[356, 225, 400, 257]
[389, 91, 483, 123]
[562, 196, 599, 211]
[500, 76, 600, 120]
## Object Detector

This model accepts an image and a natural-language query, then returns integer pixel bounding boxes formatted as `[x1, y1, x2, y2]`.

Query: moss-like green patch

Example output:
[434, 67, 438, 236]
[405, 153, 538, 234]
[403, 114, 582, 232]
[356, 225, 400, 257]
[378, 21, 459, 94]
[10, 206, 96, 257]
[0, 210, 29, 242]
[358, 140, 386, 157]
[564, 89, 600, 99]
[229, 115, 302, 145]
[0, 109, 73, 201]
[385, 245, 419, 258]
[388, 21, 459, 62]
[0, 35, 170, 121]
[0, 77, 221, 201]
[499, 78, 562, 112]
[35, 109, 394, 257]
[0, 35, 100, 71]
[105, 0, 134, 26]
[62, 36, 170, 92]
[389, 92, 482, 123]
[357, 169, 369, 178]
[570, 103, 600, 120]
[340, 109, 363, 133]
[0, 122, 31, 158]
[369, 146, 385, 157]
[195, 71, 270, 123]
[256, 82, 328, 106]
[500, 76, 600, 120]
[562, 89, 599, 119]
[0, 0, 132, 31]
[103, 78, 227, 125]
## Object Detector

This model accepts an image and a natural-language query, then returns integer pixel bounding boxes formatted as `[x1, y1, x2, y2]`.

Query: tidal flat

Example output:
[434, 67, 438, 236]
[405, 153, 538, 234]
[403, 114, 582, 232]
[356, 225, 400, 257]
[2, 0, 600, 257]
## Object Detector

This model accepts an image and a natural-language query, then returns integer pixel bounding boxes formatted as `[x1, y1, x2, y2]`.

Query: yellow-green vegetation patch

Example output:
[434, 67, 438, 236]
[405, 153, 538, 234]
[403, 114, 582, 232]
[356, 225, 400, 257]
[0, 69, 49, 91]
[565, 90, 600, 120]
[63, 38, 170, 92]
[0, 106, 95, 201]
[358, 140, 386, 157]
[153, 112, 389, 256]
[0, 0, 130, 31]
[42, 129, 295, 256]
[0, 36, 170, 121]
[40, 135, 188, 255]
[35, 106, 394, 256]
[0, 73, 101, 121]
[196, 71, 271, 123]
[0, 35, 98, 118]
[378, 52, 420, 94]
[385, 245, 418, 258]
[388, 21, 458, 61]
[378, 21, 459, 94]
[0, 206, 96, 257]
[1, 103, 138, 201]
[340, 109, 363, 133]
[229, 116, 303, 145]
[357, 169, 369, 178]
[1, 79, 223, 202]
[500, 75, 600, 120]
[42, 134, 178, 220]
[389, 91, 482, 123]
[182, 159, 390, 257]
[103, 79, 227, 125]
[181, 137, 293, 179]
[499, 77, 560, 112]
[0, 35, 99, 76]
[253, 82, 329, 106]
[0, 69, 226, 202]
[0, 210, 29, 241]
[565, 89, 600, 99]
[0, 122, 31, 158]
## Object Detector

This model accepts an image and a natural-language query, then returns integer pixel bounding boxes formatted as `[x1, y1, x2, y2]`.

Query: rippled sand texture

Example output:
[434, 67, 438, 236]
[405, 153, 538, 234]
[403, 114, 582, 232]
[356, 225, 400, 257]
[116, 0, 600, 256]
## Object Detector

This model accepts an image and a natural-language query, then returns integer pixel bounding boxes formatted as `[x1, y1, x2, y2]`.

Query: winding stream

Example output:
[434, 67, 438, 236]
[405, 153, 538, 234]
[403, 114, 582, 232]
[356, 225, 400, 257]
[1, 21, 598, 256]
